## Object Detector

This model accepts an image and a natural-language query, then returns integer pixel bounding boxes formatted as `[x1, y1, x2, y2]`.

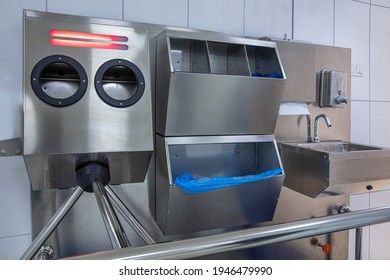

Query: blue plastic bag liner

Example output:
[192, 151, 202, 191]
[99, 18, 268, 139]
[173, 168, 283, 194]
[251, 72, 283, 79]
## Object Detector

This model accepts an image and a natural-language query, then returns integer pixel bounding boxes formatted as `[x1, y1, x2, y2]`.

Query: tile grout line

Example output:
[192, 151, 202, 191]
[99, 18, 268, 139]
[0, 233, 31, 241]
[292, 0, 295, 40]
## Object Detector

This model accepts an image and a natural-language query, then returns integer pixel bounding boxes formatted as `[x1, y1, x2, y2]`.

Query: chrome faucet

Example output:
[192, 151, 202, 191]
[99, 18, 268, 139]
[306, 114, 312, 143]
[313, 113, 332, 143]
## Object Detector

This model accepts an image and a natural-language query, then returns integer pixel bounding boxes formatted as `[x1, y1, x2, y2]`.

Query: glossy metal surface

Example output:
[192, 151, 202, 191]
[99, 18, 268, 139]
[156, 134, 284, 235]
[72, 206, 390, 260]
[24, 152, 152, 190]
[274, 44, 351, 143]
[23, 11, 153, 190]
[92, 178, 129, 249]
[20, 186, 83, 260]
[298, 141, 381, 153]
[319, 70, 348, 108]
[280, 140, 390, 197]
[0, 137, 23, 157]
[156, 30, 286, 136]
[275, 40, 316, 103]
[24, 10, 356, 260]
[313, 113, 332, 143]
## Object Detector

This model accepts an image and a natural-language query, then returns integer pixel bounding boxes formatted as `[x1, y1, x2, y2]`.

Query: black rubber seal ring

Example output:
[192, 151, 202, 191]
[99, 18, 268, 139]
[30, 55, 88, 107]
[94, 59, 145, 108]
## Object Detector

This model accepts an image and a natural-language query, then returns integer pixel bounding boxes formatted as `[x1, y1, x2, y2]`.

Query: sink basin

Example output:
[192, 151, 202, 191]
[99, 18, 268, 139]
[279, 140, 390, 197]
[296, 141, 381, 153]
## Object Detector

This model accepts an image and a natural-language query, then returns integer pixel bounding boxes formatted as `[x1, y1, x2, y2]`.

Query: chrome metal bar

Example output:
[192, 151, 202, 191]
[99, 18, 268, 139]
[355, 227, 363, 260]
[20, 186, 84, 260]
[105, 185, 156, 245]
[72, 206, 390, 260]
[92, 178, 129, 249]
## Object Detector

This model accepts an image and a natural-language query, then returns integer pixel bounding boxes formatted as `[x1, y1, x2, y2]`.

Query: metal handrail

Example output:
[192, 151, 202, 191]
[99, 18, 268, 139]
[71, 205, 390, 260]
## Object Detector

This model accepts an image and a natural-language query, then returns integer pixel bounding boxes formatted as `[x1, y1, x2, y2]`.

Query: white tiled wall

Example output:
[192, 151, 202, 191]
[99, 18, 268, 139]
[293, 0, 334, 46]
[368, 190, 390, 259]
[47, 0, 123, 19]
[0, 157, 30, 238]
[371, 0, 390, 8]
[0, 235, 32, 259]
[370, 5, 390, 102]
[244, 0, 293, 39]
[348, 192, 370, 260]
[0, 0, 46, 140]
[351, 101, 370, 145]
[189, 0, 245, 34]
[369, 102, 390, 147]
[335, 0, 371, 146]
[0, 0, 45, 260]
[335, 0, 370, 101]
[2, 0, 390, 260]
[124, 0, 188, 27]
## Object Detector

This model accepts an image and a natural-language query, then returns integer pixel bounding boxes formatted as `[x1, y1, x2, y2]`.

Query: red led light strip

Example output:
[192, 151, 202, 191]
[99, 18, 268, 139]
[50, 30, 128, 42]
[50, 39, 128, 50]
[49, 30, 128, 50]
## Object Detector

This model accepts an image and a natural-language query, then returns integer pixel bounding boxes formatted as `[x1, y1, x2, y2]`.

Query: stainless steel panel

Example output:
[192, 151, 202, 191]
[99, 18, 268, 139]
[156, 134, 284, 235]
[280, 145, 330, 197]
[156, 30, 286, 136]
[23, 13, 153, 189]
[164, 177, 283, 235]
[24, 152, 152, 190]
[158, 73, 285, 136]
[279, 140, 390, 197]
[319, 70, 348, 107]
[207, 42, 249, 75]
[0, 138, 23, 157]
[275, 40, 316, 103]
[24, 17, 153, 155]
[275, 44, 351, 143]
[170, 39, 210, 73]
[24, 11, 353, 261]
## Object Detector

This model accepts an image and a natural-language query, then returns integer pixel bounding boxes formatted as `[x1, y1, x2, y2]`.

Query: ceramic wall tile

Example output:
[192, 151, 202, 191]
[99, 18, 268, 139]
[245, 0, 293, 39]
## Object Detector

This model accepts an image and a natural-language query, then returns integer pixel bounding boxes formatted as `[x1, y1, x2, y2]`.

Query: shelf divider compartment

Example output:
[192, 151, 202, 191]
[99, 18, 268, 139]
[156, 29, 287, 136]
[246, 45, 284, 78]
[169, 38, 210, 73]
[207, 42, 250, 76]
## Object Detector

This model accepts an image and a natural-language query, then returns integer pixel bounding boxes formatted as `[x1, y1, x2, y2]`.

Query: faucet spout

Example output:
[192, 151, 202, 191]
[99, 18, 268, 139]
[313, 113, 332, 143]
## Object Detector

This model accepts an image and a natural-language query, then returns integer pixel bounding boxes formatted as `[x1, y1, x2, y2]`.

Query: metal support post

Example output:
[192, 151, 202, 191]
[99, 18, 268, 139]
[355, 227, 363, 260]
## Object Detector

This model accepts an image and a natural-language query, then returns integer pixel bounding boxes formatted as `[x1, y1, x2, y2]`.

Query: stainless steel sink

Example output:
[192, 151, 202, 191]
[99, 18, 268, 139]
[279, 140, 390, 197]
[293, 141, 381, 153]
